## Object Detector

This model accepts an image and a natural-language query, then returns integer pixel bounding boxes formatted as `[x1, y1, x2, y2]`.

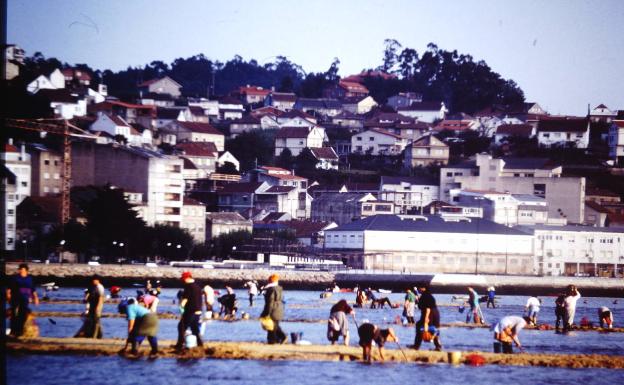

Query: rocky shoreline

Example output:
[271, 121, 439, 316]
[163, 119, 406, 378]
[5, 263, 624, 296]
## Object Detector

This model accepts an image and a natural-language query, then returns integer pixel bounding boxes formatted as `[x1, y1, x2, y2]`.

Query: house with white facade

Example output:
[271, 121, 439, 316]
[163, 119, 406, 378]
[37, 89, 87, 119]
[351, 128, 408, 156]
[237, 86, 270, 105]
[138, 76, 182, 98]
[2, 141, 31, 205]
[536, 117, 590, 148]
[274, 126, 326, 156]
[387, 92, 423, 110]
[251, 166, 312, 219]
[181, 197, 206, 243]
[229, 116, 262, 137]
[218, 97, 245, 120]
[519, 225, 624, 277]
[264, 92, 297, 111]
[309, 147, 339, 170]
[311, 192, 391, 225]
[325, 214, 534, 274]
[188, 98, 219, 119]
[397, 101, 447, 123]
[440, 154, 586, 224]
[294, 98, 342, 117]
[589, 104, 617, 123]
[403, 134, 449, 167]
[379, 176, 439, 215]
[341, 96, 378, 114]
[163, 121, 224, 150]
[217, 151, 240, 171]
[26, 68, 65, 94]
[608, 120, 624, 166]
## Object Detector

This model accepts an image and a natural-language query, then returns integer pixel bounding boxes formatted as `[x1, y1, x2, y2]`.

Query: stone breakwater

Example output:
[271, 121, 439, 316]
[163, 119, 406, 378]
[5, 263, 624, 295]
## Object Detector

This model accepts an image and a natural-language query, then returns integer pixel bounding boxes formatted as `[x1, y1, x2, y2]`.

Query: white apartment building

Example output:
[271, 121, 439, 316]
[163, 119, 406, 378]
[181, 198, 206, 244]
[379, 176, 439, 215]
[520, 225, 624, 277]
[351, 129, 409, 156]
[1, 165, 18, 251]
[2, 141, 31, 204]
[440, 154, 585, 223]
[325, 215, 534, 274]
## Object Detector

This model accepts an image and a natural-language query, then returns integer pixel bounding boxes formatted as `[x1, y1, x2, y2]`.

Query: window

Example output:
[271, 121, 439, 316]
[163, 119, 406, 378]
[53, 173, 60, 179]
[446, 172, 453, 177]
[533, 183, 546, 197]
[44, 172, 50, 179]
[454, 172, 463, 176]
[54, 160, 59, 166]
[7, 209, 14, 215]
[514, 173, 520, 177]
[356, 137, 362, 141]
[44, 160, 50, 165]
[489, 165, 496, 171]
[21, 182, 27, 187]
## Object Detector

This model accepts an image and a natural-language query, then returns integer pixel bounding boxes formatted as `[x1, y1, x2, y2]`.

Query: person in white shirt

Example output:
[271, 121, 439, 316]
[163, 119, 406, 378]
[598, 306, 614, 329]
[244, 280, 259, 307]
[563, 285, 581, 333]
[524, 296, 541, 326]
[202, 284, 215, 319]
[492, 315, 527, 354]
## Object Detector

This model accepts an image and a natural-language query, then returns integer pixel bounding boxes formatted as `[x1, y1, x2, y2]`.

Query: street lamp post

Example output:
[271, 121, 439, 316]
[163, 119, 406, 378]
[21, 239, 28, 262]
[59, 240, 66, 264]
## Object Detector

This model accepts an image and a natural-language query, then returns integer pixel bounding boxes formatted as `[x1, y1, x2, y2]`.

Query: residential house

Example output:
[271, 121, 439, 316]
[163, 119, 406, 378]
[176, 142, 219, 184]
[229, 115, 262, 137]
[364, 112, 430, 140]
[276, 109, 318, 125]
[26, 68, 65, 94]
[403, 134, 449, 168]
[90, 100, 156, 125]
[236, 86, 270, 105]
[323, 80, 369, 100]
[163, 121, 224, 150]
[188, 98, 220, 119]
[494, 124, 536, 145]
[152, 107, 188, 129]
[252, 166, 311, 219]
[440, 154, 586, 223]
[309, 147, 339, 170]
[90, 113, 151, 145]
[250, 106, 286, 119]
[274, 126, 326, 156]
[454, 190, 553, 226]
[217, 182, 263, 217]
[397, 101, 447, 123]
[536, 117, 590, 148]
[217, 151, 240, 171]
[293, 98, 342, 117]
[311, 192, 380, 225]
[61, 68, 91, 86]
[351, 128, 408, 156]
[72, 141, 184, 228]
[608, 120, 624, 165]
[181, 198, 206, 243]
[341, 96, 378, 114]
[279, 220, 338, 248]
[590, 104, 617, 123]
[206, 212, 253, 239]
[433, 117, 477, 134]
[137, 93, 176, 108]
[138, 76, 182, 98]
[218, 97, 245, 120]
[332, 111, 365, 129]
[387, 92, 423, 110]
[28, 143, 63, 197]
[37, 88, 87, 119]
[505, 102, 549, 121]
[264, 92, 297, 111]
[4, 44, 24, 80]
[325, 215, 534, 274]
[379, 175, 439, 215]
[308, 182, 379, 199]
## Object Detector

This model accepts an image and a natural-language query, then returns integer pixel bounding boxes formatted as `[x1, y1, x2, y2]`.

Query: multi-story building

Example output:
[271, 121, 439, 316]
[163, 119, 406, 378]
[379, 176, 439, 215]
[72, 141, 184, 228]
[608, 120, 624, 166]
[440, 154, 585, 223]
[536, 117, 590, 148]
[325, 214, 534, 274]
[403, 134, 449, 168]
[181, 198, 206, 244]
[351, 128, 409, 156]
[2, 141, 31, 205]
[1, 165, 18, 251]
[520, 225, 624, 277]
[206, 212, 253, 239]
[28, 144, 63, 197]
[311, 192, 391, 225]
[274, 126, 325, 156]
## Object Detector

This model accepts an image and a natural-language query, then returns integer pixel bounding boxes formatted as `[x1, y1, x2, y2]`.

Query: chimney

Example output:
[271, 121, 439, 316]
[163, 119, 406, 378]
[8, 138, 13, 145]
[21, 144, 26, 159]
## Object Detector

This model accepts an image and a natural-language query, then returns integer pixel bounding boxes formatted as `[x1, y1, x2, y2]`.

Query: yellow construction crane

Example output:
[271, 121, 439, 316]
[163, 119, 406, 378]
[4, 118, 95, 224]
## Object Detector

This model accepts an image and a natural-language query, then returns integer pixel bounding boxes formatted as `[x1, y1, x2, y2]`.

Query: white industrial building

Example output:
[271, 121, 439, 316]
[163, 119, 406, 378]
[325, 214, 534, 274]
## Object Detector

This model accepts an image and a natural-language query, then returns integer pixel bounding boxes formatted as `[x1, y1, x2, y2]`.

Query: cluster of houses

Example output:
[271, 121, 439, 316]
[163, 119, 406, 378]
[3, 45, 624, 277]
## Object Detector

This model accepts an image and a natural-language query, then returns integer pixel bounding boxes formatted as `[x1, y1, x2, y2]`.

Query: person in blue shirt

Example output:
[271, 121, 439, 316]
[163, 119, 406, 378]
[465, 287, 485, 324]
[118, 298, 159, 357]
[6, 264, 39, 337]
[486, 286, 496, 308]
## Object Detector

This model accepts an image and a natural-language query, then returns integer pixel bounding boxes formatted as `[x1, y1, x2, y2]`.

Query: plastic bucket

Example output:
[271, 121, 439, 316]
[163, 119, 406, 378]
[448, 351, 462, 365]
[185, 334, 197, 348]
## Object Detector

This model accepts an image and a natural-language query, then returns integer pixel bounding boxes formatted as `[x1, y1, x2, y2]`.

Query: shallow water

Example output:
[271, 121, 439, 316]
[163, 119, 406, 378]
[6, 355, 624, 385]
[31, 287, 624, 356]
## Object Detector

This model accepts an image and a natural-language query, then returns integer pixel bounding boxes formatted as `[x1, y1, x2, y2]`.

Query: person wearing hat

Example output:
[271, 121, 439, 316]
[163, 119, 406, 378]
[260, 274, 286, 344]
[174, 271, 204, 351]
[118, 297, 159, 358]
[6, 263, 39, 337]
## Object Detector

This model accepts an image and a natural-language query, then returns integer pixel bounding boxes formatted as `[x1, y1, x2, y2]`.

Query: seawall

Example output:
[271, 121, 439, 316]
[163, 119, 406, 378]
[5, 263, 623, 296]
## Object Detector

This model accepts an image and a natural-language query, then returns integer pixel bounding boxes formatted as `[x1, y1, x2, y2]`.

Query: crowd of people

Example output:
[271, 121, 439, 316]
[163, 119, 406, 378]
[5, 264, 618, 361]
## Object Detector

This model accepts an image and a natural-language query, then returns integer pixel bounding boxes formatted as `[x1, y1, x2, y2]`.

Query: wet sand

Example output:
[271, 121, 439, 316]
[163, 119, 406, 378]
[7, 337, 624, 368]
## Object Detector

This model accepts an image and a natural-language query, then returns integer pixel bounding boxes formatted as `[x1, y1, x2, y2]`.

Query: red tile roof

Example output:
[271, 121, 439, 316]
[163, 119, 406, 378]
[239, 86, 271, 96]
[183, 197, 204, 206]
[339, 80, 369, 94]
[496, 124, 534, 136]
[310, 147, 338, 160]
[434, 120, 472, 132]
[4, 143, 19, 152]
[281, 220, 331, 237]
[270, 92, 297, 102]
[176, 121, 223, 135]
[176, 142, 219, 157]
[250, 106, 285, 118]
[368, 127, 404, 139]
[536, 117, 588, 133]
[109, 114, 130, 127]
[275, 127, 311, 139]
[613, 120, 624, 128]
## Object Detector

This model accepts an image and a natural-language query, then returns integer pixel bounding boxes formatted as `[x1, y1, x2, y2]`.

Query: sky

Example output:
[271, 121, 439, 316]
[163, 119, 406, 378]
[7, 0, 624, 115]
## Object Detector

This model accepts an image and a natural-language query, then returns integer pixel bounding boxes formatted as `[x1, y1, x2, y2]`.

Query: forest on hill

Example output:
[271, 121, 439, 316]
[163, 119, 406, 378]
[14, 39, 524, 114]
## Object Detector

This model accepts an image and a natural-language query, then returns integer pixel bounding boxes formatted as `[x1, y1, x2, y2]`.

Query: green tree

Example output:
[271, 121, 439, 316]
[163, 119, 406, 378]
[211, 230, 253, 260]
[225, 130, 276, 172]
[295, 147, 319, 175]
[275, 148, 294, 170]
[217, 161, 239, 174]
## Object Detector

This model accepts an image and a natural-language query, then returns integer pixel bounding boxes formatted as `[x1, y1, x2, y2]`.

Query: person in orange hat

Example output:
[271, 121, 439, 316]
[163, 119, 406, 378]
[174, 271, 204, 351]
[260, 274, 286, 344]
